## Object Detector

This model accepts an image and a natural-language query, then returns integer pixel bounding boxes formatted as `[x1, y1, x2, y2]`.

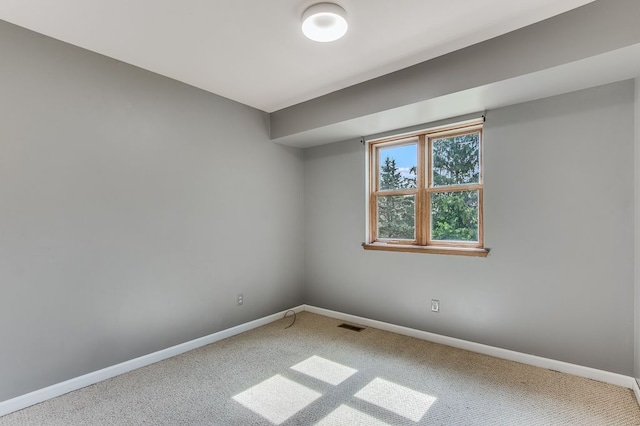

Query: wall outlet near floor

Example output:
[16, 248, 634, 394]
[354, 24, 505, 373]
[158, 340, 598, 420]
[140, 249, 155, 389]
[237, 293, 243, 306]
[431, 299, 440, 313]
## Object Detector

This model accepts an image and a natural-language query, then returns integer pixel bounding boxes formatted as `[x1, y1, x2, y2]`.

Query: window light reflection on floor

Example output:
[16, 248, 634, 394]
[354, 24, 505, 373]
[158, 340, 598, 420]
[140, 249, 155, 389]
[354, 377, 437, 422]
[232, 374, 322, 425]
[291, 355, 358, 385]
[316, 404, 391, 426]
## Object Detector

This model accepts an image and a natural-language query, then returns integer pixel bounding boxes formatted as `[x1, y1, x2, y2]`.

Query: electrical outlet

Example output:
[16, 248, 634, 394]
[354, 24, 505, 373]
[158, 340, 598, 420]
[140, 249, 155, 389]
[431, 299, 439, 313]
[237, 293, 243, 306]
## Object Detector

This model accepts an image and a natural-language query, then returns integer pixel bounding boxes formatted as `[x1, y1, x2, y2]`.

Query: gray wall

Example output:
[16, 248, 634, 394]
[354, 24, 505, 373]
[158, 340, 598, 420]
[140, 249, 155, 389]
[0, 20, 304, 401]
[304, 81, 635, 375]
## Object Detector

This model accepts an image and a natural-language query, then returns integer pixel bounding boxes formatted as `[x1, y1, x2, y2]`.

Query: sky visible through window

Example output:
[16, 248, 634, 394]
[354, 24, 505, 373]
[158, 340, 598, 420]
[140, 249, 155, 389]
[379, 144, 416, 180]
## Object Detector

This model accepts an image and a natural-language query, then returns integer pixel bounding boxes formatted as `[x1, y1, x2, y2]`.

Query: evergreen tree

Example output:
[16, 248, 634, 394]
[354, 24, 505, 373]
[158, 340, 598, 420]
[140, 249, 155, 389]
[431, 134, 479, 241]
[378, 157, 414, 239]
[432, 134, 479, 186]
[380, 157, 405, 190]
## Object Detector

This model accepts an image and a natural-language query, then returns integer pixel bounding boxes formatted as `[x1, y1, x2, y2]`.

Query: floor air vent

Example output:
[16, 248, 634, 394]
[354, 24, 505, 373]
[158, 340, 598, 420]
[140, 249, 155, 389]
[338, 323, 365, 332]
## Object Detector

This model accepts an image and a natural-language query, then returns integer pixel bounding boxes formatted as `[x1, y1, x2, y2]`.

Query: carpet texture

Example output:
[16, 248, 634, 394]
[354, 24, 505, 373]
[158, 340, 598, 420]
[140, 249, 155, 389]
[1, 312, 639, 425]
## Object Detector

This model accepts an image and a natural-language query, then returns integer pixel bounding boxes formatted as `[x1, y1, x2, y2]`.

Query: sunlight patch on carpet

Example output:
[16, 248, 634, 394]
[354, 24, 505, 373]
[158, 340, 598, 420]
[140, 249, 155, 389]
[354, 377, 436, 422]
[232, 374, 322, 424]
[316, 404, 391, 426]
[291, 355, 357, 385]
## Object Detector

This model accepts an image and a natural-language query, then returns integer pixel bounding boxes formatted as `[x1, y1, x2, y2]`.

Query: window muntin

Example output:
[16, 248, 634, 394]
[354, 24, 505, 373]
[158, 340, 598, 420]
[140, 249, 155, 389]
[367, 121, 484, 253]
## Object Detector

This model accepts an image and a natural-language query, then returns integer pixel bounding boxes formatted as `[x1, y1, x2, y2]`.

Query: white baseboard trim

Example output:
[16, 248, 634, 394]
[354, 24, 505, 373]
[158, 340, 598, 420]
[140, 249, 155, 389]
[303, 305, 635, 389]
[633, 378, 640, 407]
[0, 305, 305, 418]
[1, 304, 635, 417]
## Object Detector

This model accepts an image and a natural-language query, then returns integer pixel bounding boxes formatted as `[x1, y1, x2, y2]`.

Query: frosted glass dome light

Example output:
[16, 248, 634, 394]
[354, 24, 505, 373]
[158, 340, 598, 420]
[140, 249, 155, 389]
[302, 3, 348, 42]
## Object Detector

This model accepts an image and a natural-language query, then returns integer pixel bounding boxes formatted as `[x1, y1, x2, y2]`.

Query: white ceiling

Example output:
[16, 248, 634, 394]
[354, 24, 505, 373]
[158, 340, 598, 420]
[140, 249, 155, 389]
[0, 0, 595, 113]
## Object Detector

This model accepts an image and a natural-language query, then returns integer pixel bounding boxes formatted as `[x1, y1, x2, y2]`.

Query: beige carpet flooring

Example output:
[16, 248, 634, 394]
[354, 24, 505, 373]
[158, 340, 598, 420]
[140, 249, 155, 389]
[1, 312, 639, 425]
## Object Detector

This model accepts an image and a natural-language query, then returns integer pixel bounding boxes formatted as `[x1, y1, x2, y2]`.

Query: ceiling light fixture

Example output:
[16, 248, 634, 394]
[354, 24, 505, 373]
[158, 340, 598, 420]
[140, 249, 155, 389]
[302, 3, 348, 43]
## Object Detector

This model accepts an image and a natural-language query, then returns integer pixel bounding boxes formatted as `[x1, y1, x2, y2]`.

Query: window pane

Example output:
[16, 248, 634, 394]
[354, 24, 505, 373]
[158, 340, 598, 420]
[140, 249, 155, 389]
[379, 143, 417, 190]
[432, 132, 480, 187]
[377, 195, 415, 240]
[430, 191, 478, 242]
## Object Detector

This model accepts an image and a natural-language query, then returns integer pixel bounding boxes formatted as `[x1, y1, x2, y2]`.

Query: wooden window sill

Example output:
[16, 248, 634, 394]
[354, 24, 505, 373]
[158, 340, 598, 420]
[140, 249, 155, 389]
[362, 242, 490, 257]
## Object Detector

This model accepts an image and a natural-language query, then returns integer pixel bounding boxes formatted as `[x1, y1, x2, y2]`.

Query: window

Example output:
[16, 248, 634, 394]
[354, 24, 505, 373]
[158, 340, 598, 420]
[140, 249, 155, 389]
[364, 120, 488, 257]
